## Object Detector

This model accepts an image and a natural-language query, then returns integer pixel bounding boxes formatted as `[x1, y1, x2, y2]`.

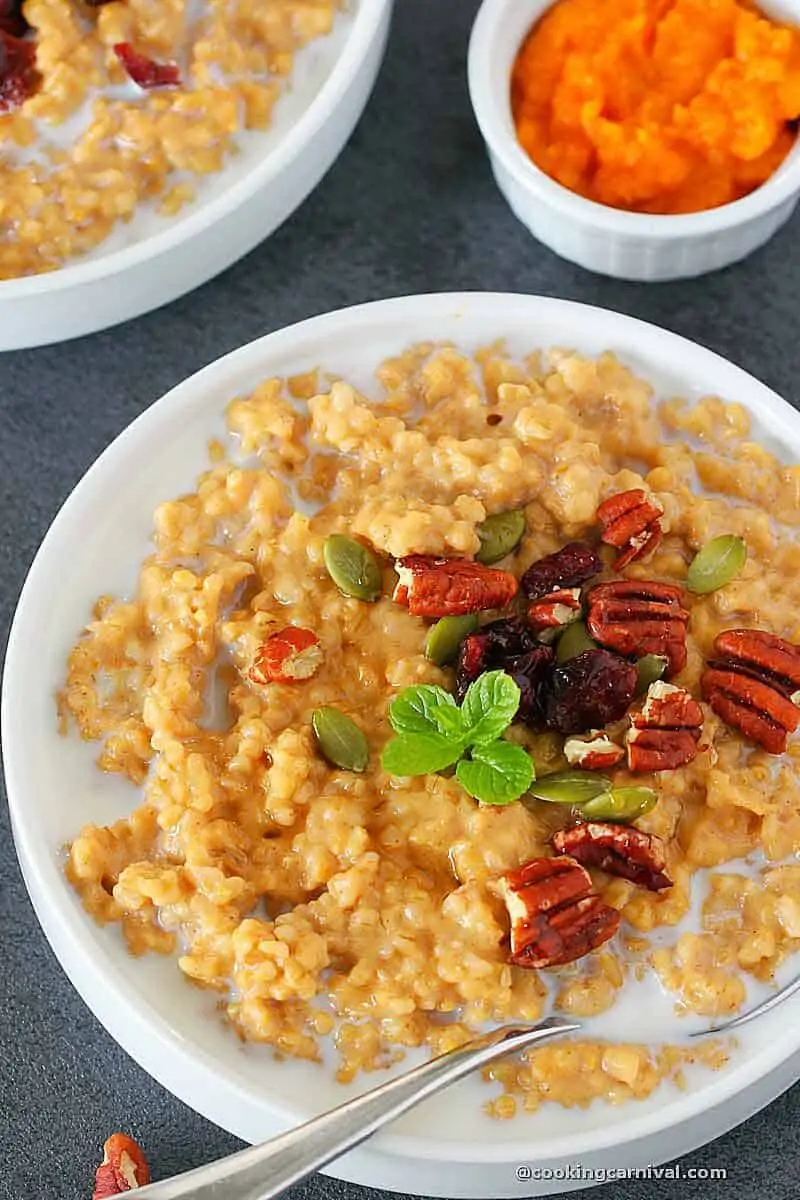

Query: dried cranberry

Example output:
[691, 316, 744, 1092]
[0, 1, 26, 37]
[507, 645, 556, 725]
[545, 649, 637, 734]
[455, 619, 537, 701]
[521, 542, 602, 601]
[0, 30, 37, 111]
[114, 42, 181, 89]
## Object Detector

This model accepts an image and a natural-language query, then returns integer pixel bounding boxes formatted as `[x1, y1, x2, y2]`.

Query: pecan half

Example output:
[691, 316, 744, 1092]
[93, 1134, 150, 1198]
[553, 822, 672, 891]
[564, 730, 625, 770]
[249, 627, 322, 684]
[393, 555, 518, 617]
[597, 489, 664, 570]
[528, 587, 582, 641]
[626, 681, 704, 772]
[586, 579, 689, 676]
[701, 628, 800, 754]
[520, 541, 602, 600]
[498, 855, 620, 968]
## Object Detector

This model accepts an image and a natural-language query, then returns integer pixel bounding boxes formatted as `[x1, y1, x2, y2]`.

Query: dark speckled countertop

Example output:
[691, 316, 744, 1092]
[2, 1, 800, 1197]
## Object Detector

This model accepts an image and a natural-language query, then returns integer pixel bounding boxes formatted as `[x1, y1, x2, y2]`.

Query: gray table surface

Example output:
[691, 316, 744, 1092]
[2, 1, 800, 1197]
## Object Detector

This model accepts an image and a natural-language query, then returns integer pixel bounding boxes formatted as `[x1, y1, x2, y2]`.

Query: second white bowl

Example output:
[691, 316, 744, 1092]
[468, 0, 800, 281]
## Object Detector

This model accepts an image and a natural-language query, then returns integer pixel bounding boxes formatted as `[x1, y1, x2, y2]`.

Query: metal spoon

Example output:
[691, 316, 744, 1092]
[128, 1017, 578, 1200]
[690, 967, 800, 1037]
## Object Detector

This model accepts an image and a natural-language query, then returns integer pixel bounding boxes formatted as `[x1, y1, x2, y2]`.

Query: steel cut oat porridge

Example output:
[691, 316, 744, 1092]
[0, 0, 339, 279]
[62, 341, 800, 1115]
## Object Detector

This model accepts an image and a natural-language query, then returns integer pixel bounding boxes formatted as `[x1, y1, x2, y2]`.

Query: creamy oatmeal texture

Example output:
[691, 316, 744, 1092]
[63, 342, 800, 1112]
[0, 0, 338, 279]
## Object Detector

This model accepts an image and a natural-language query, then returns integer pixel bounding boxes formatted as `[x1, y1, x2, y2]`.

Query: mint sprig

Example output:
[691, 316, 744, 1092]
[381, 670, 535, 806]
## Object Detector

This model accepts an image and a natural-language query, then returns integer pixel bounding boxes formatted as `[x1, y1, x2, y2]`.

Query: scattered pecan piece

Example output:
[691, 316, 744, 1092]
[0, 28, 38, 110]
[564, 730, 625, 770]
[701, 629, 800, 754]
[498, 855, 620, 968]
[545, 648, 637, 734]
[114, 42, 182, 89]
[553, 822, 672, 891]
[249, 627, 322, 684]
[586, 579, 689, 676]
[93, 1134, 150, 1199]
[393, 555, 518, 618]
[597, 489, 664, 569]
[528, 586, 582, 641]
[520, 541, 602, 600]
[626, 680, 704, 772]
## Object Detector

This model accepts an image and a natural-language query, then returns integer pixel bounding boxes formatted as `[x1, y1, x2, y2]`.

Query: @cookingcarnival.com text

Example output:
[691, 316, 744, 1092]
[514, 1164, 727, 1182]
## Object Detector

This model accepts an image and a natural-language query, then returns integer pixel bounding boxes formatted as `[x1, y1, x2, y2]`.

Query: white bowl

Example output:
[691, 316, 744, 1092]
[5, 293, 800, 1198]
[468, 0, 800, 281]
[0, 0, 392, 352]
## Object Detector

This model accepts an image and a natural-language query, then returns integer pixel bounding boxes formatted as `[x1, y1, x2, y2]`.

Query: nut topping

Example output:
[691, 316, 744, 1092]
[553, 822, 672, 892]
[701, 627, 800, 754]
[393, 555, 518, 617]
[626, 680, 704, 772]
[564, 731, 625, 770]
[92, 1133, 150, 1198]
[498, 855, 620, 968]
[597, 489, 664, 570]
[528, 587, 583, 640]
[586, 579, 689, 676]
[249, 627, 322, 684]
[520, 541, 602, 600]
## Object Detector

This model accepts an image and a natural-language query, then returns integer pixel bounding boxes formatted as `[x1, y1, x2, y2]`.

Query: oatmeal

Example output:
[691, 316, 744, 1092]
[0, 0, 338, 279]
[62, 342, 800, 1111]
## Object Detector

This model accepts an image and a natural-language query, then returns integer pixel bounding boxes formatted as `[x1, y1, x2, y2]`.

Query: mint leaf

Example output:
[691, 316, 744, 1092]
[388, 685, 456, 736]
[382, 732, 463, 776]
[432, 705, 467, 740]
[455, 741, 534, 805]
[460, 670, 521, 747]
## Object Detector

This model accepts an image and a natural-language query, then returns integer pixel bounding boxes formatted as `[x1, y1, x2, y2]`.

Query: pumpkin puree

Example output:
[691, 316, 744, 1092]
[511, 0, 800, 214]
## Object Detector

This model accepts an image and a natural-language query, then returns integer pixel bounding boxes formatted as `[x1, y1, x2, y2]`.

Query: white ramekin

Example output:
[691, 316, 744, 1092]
[468, 0, 800, 281]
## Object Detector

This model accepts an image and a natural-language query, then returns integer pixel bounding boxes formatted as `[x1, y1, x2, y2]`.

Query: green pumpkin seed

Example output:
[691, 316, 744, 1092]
[581, 785, 658, 823]
[312, 707, 370, 772]
[686, 534, 747, 595]
[324, 534, 382, 602]
[425, 614, 479, 666]
[635, 653, 669, 695]
[527, 770, 611, 805]
[475, 510, 526, 565]
[555, 620, 598, 663]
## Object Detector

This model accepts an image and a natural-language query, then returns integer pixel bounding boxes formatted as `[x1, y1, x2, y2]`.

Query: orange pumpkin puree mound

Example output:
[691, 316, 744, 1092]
[511, 0, 800, 214]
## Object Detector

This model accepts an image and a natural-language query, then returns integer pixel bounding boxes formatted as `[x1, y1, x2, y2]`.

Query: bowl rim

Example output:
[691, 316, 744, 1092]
[6, 291, 800, 1164]
[467, 0, 800, 238]
[0, 0, 389, 301]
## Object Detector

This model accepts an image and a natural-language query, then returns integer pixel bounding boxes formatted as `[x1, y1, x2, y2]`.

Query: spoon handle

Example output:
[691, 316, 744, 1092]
[132, 1017, 578, 1200]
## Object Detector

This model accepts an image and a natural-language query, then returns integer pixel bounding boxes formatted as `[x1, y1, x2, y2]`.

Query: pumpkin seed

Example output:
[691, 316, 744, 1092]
[686, 534, 747, 595]
[635, 653, 669, 695]
[475, 510, 526, 565]
[323, 534, 382, 602]
[527, 769, 611, 805]
[581, 785, 658, 823]
[555, 620, 598, 663]
[311, 707, 370, 772]
[425, 614, 479, 666]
